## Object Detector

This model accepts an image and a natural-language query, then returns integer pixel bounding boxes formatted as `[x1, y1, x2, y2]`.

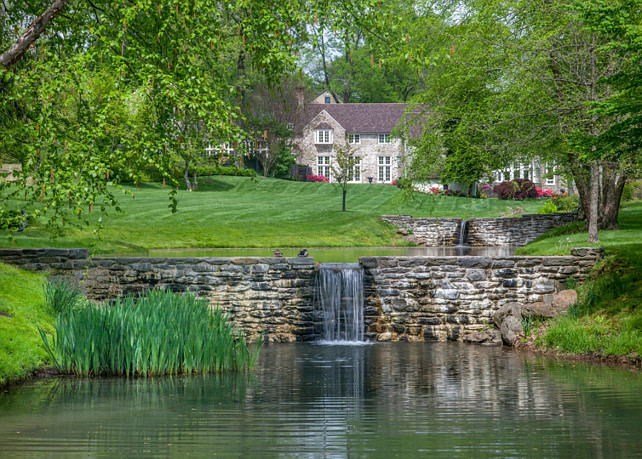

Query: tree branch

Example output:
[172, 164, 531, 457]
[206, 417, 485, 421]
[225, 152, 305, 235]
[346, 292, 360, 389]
[0, 0, 71, 68]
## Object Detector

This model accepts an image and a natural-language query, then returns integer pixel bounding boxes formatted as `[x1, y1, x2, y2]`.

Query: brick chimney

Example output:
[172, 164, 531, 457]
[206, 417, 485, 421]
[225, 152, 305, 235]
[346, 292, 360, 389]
[295, 86, 305, 110]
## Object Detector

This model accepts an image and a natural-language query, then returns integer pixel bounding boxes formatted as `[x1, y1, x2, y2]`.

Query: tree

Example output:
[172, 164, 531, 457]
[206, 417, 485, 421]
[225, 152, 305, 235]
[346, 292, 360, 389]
[398, 0, 637, 243]
[0, 0, 389, 231]
[332, 142, 359, 211]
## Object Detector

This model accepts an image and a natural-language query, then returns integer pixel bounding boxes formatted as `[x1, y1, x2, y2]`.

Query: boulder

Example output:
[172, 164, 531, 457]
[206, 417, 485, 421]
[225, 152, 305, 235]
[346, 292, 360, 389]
[521, 302, 557, 319]
[396, 228, 409, 236]
[403, 235, 425, 245]
[377, 331, 395, 342]
[492, 302, 522, 328]
[464, 331, 491, 344]
[500, 316, 523, 346]
[552, 289, 578, 311]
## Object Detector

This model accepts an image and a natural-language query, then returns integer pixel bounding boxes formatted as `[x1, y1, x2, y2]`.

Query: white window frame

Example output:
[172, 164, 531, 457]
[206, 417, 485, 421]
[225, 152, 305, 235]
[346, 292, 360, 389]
[315, 129, 333, 144]
[348, 134, 360, 144]
[317, 156, 331, 180]
[348, 156, 361, 183]
[378, 156, 391, 182]
[378, 134, 391, 144]
[545, 163, 555, 185]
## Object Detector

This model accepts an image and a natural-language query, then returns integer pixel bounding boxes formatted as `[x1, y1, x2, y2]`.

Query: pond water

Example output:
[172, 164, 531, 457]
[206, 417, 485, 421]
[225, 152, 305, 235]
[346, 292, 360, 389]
[1, 343, 640, 457]
[112, 246, 516, 263]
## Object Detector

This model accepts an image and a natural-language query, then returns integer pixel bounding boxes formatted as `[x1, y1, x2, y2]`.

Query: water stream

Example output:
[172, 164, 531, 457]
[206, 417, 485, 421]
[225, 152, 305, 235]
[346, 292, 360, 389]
[458, 219, 469, 246]
[315, 263, 365, 343]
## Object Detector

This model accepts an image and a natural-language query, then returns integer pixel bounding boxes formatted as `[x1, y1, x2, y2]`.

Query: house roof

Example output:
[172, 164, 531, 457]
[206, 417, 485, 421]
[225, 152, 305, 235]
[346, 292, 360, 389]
[303, 103, 423, 135]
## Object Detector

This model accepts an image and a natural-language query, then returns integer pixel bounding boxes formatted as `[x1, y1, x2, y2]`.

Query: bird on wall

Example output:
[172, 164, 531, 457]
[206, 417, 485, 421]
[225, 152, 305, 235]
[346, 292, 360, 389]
[298, 249, 308, 257]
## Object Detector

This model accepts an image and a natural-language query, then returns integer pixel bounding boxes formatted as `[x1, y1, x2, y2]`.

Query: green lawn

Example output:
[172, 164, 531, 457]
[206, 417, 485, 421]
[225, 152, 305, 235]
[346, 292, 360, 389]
[0, 263, 53, 388]
[517, 201, 642, 359]
[1, 176, 544, 253]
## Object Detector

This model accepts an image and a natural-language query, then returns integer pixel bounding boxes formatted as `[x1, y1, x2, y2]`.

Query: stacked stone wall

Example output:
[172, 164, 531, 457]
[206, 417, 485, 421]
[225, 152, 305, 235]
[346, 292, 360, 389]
[0, 246, 602, 343]
[0, 249, 317, 343]
[381, 215, 461, 245]
[360, 248, 603, 342]
[382, 212, 576, 247]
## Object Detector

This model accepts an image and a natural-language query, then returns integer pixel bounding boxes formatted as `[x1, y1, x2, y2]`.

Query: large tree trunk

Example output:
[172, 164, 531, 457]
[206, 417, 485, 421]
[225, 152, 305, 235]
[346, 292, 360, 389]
[570, 161, 591, 221]
[0, 0, 70, 68]
[599, 162, 626, 229]
[587, 161, 600, 243]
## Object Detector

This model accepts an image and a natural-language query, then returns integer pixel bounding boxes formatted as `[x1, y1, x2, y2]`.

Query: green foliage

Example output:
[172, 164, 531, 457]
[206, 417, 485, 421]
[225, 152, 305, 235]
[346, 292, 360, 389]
[621, 183, 634, 202]
[40, 289, 261, 376]
[552, 196, 580, 212]
[0, 209, 30, 231]
[43, 278, 83, 314]
[493, 179, 537, 201]
[394, 177, 413, 190]
[195, 166, 257, 178]
[0, 263, 54, 387]
[537, 200, 559, 214]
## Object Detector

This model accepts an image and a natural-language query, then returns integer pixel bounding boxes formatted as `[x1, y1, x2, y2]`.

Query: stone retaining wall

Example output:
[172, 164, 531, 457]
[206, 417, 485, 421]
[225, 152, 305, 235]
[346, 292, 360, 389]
[467, 213, 577, 246]
[0, 246, 603, 343]
[360, 248, 603, 342]
[381, 215, 461, 245]
[381, 213, 576, 247]
[0, 249, 317, 343]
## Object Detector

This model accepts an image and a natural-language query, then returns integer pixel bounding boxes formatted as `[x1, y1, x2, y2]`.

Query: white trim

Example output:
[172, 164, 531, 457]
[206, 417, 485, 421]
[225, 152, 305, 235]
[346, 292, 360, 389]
[348, 133, 360, 144]
[378, 134, 391, 144]
[315, 129, 333, 144]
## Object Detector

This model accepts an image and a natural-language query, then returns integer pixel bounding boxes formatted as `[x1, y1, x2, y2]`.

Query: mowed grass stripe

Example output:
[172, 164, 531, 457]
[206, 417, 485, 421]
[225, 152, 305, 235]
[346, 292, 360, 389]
[2, 176, 544, 253]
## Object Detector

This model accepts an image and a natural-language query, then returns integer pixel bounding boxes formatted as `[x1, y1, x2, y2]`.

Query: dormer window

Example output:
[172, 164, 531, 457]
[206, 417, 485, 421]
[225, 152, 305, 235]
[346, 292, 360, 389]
[325, 96, 331, 104]
[315, 129, 333, 144]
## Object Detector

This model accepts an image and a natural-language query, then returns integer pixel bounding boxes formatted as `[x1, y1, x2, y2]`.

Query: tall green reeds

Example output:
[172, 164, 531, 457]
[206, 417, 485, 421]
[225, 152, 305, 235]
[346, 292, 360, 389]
[40, 290, 261, 376]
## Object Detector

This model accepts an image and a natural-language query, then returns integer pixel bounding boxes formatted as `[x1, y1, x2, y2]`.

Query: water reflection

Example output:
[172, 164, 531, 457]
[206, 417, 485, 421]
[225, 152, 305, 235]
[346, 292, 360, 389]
[0, 343, 640, 457]
[110, 246, 516, 263]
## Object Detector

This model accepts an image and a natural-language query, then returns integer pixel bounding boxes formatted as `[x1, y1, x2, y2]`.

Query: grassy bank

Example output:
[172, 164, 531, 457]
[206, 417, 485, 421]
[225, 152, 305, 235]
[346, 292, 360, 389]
[0, 263, 53, 388]
[517, 201, 642, 360]
[1, 176, 543, 253]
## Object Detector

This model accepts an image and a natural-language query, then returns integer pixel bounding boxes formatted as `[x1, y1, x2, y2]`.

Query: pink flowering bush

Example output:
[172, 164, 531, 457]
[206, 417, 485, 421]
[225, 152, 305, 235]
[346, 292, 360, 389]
[535, 187, 554, 198]
[307, 175, 329, 183]
[430, 187, 442, 195]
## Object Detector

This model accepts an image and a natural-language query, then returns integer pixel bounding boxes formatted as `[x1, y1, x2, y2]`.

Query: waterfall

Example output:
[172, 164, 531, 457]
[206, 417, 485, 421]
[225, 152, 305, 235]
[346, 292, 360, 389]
[315, 263, 365, 343]
[458, 220, 469, 246]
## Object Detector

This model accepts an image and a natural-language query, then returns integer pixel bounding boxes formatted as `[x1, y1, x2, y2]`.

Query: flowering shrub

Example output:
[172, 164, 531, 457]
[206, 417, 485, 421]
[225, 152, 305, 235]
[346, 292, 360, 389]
[306, 174, 329, 183]
[429, 186, 442, 195]
[493, 179, 537, 200]
[478, 184, 491, 192]
[535, 187, 554, 198]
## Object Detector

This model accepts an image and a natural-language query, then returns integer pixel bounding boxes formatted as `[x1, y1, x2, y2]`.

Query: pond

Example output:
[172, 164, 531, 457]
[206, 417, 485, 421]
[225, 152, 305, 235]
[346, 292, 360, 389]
[112, 246, 516, 263]
[1, 343, 640, 457]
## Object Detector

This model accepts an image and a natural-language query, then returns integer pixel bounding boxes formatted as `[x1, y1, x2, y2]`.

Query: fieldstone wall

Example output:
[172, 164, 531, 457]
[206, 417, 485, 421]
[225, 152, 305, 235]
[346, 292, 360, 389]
[381, 215, 461, 246]
[0, 246, 603, 344]
[360, 247, 604, 342]
[0, 249, 317, 343]
[467, 213, 576, 246]
[382, 212, 576, 247]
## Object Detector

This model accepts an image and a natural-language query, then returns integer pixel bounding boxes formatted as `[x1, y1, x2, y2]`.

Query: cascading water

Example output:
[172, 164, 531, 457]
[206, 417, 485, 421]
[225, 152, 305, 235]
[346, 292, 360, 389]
[315, 263, 365, 343]
[458, 220, 469, 246]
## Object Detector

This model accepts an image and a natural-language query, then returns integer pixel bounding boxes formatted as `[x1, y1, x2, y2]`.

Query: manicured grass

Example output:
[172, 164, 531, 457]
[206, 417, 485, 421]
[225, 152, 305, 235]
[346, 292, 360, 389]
[0, 263, 53, 388]
[518, 201, 642, 358]
[1, 176, 543, 253]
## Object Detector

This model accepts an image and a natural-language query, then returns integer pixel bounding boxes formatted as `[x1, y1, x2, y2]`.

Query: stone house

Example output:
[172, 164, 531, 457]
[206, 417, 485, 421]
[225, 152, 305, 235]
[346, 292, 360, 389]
[490, 161, 572, 194]
[293, 93, 416, 184]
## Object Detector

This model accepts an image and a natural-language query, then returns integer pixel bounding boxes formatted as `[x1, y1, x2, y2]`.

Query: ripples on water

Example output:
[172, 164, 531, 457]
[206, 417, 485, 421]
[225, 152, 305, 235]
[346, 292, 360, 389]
[0, 342, 641, 458]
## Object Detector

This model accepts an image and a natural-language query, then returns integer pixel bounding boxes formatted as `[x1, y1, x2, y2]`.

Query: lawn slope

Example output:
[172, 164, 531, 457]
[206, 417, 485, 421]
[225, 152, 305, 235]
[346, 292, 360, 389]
[0, 263, 53, 388]
[1, 176, 543, 253]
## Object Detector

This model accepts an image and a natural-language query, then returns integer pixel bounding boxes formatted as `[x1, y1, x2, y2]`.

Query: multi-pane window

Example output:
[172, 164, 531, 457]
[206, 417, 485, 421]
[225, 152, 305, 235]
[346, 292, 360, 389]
[378, 156, 391, 182]
[348, 157, 361, 182]
[522, 163, 531, 180]
[378, 134, 391, 144]
[318, 156, 331, 180]
[315, 129, 333, 144]
[348, 134, 360, 144]
[545, 163, 555, 185]
[325, 96, 331, 104]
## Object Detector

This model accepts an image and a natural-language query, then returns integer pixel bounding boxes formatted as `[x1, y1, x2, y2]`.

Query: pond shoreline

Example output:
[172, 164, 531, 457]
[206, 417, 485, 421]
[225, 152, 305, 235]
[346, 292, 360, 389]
[3, 340, 639, 395]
